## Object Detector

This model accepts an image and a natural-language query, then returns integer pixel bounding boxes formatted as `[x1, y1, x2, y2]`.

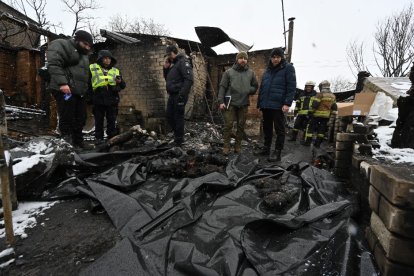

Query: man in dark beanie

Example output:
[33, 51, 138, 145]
[256, 47, 296, 161]
[47, 30, 93, 150]
[89, 50, 126, 145]
[163, 44, 193, 146]
[218, 51, 258, 154]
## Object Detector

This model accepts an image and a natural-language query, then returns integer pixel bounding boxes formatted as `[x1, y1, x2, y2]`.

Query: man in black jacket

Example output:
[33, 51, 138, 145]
[163, 45, 193, 146]
[89, 50, 126, 144]
[47, 30, 93, 149]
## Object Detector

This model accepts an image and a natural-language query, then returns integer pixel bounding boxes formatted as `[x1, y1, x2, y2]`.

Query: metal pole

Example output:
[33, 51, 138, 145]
[287, 18, 295, 63]
[281, 0, 287, 49]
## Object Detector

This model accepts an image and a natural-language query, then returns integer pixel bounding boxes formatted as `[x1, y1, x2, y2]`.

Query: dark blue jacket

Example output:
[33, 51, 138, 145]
[257, 60, 296, 110]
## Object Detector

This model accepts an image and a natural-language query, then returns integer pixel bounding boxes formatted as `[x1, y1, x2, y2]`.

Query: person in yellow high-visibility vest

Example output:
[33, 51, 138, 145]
[89, 50, 126, 144]
[304, 80, 337, 148]
[288, 81, 317, 142]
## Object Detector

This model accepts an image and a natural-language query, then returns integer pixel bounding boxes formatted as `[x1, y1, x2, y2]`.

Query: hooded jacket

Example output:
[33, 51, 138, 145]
[218, 63, 258, 107]
[47, 38, 90, 96]
[257, 59, 296, 110]
[163, 53, 193, 97]
[89, 50, 126, 106]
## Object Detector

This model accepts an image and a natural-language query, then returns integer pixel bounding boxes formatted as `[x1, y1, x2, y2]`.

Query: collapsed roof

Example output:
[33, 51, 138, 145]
[195, 26, 253, 52]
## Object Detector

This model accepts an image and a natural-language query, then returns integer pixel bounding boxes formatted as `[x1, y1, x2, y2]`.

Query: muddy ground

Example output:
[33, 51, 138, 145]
[0, 139, 325, 275]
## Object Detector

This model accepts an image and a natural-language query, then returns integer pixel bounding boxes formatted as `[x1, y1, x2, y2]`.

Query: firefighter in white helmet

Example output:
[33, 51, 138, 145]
[288, 81, 317, 142]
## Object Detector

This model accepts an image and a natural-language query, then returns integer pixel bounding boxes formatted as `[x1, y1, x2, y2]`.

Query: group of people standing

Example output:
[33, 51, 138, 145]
[46, 30, 336, 158]
[218, 47, 337, 161]
[47, 30, 126, 149]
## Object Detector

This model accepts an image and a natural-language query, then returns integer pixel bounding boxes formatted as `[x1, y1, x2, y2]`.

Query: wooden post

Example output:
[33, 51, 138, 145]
[287, 17, 296, 63]
[0, 90, 15, 245]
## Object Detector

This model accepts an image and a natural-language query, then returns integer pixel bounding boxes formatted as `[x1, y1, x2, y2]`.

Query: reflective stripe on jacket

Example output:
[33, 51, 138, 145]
[90, 64, 120, 90]
[295, 90, 317, 115]
[311, 92, 336, 118]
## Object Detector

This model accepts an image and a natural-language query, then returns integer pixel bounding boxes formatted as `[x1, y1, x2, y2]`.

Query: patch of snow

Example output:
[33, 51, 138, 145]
[0, 201, 59, 239]
[12, 153, 55, 176]
[391, 82, 411, 96]
[373, 126, 414, 164]
[4, 150, 10, 166]
[0, 248, 14, 259]
[0, 258, 15, 268]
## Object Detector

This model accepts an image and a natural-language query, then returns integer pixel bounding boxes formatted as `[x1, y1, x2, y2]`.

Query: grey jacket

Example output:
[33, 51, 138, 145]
[47, 38, 90, 96]
[218, 64, 258, 107]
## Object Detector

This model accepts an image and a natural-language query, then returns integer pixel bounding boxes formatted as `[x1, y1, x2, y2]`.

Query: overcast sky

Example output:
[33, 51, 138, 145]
[43, 0, 413, 88]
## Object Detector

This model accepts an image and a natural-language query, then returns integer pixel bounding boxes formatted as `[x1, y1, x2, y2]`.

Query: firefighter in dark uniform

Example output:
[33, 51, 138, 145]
[89, 50, 126, 144]
[288, 81, 317, 142]
[163, 45, 194, 146]
[305, 80, 337, 148]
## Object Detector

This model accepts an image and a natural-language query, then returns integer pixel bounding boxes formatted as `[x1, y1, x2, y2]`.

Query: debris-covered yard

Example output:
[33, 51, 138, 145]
[0, 121, 379, 275]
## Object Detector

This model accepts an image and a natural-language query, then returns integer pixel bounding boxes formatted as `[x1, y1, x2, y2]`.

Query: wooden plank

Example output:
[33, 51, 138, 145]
[370, 212, 414, 265]
[369, 185, 414, 239]
[0, 89, 14, 245]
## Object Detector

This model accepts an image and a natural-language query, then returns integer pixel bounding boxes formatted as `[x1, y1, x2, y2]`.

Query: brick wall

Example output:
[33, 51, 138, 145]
[15, 50, 42, 107]
[0, 46, 42, 107]
[0, 46, 16, 95]
[208, 49, 273, 118]
[103, 38, 208, 130]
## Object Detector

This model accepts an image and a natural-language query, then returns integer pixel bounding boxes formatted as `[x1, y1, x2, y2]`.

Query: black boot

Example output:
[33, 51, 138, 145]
[268, 149, 281, 162]
[254, 146, 270, 156]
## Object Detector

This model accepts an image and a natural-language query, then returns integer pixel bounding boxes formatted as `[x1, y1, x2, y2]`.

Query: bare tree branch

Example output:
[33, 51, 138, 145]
[60, 0, 100, 36]
[329, 76, 355, 92]
[107, 14, 170, 36]
[373, 4, 414, 77]
[346, 39, 369, 77]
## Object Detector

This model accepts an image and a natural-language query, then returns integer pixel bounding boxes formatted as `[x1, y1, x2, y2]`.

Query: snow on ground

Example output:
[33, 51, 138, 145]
[0, 248, 15, 268]
[391, 82, 411, 97]
[373, 125, 414, 164]
[10, 139, 56, 176]
[0, 201, 59, 239]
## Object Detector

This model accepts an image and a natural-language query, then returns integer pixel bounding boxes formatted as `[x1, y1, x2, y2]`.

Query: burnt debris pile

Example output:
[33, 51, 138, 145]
[6, 123, 379, 275]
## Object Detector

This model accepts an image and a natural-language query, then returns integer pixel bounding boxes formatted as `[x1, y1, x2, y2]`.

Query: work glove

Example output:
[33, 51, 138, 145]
[177, 94, 185, 106]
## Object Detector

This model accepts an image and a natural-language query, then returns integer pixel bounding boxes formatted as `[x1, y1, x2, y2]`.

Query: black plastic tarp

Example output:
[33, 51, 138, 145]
[79, 156, 377, 275]
[10, 138, 377, 275]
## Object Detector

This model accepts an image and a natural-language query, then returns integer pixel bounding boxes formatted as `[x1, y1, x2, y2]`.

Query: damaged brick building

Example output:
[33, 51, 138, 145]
[95, 29, 273, 134]
[0, 6, 275, 136]
[0, 1, 44, 108]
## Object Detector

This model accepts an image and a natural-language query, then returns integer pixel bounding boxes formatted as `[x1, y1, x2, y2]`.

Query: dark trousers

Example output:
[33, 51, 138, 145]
[307, 117, 329, 146]
[223, 105, 247, 147]
[262, 109, 286, 150]
[53, 91, 86, 145]
[166, 94, 188, 144]
[293, 115, 310, 132]
[291, 114, 310, 140]
[94, 104, 117, 140]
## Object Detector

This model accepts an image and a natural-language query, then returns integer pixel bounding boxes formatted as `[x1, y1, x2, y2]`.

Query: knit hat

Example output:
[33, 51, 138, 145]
[165, 45, 178, 55]
[270, 48, 285, 58]
[74, 30, 93, 46]
[236, 51, 248, 60]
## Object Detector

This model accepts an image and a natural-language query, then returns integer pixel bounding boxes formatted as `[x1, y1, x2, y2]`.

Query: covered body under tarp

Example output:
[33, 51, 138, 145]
[10, 137, 378, 275]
